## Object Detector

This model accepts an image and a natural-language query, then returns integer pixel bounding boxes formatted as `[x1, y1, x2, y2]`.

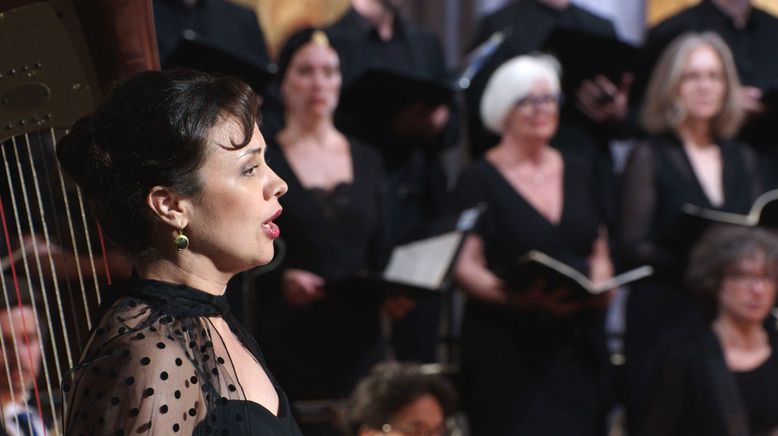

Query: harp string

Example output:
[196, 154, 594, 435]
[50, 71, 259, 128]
[21, 132, 74, 436]
[22, 132, 74, 371]
[74, 184, 101, 309]
[0, 148, 47, 435]
[36, 129, 78, 369]
[9, 136, 60, 435]
[0, 268, 26, 435]
[49, 128, 89, 349]
[96, 222, 112, 286]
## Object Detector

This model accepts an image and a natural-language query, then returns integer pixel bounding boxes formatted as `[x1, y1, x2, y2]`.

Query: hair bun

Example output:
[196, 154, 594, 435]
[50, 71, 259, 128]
[56, 116, 111, 195]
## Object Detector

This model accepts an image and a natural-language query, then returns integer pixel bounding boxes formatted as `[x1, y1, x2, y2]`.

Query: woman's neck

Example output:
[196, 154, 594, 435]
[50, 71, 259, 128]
[136, 257, 230, 296]
[713, 315, 768, 352]
[280, 114, 337, 147]
[497, 134, 549, 167]
[678, 119, 714, 149]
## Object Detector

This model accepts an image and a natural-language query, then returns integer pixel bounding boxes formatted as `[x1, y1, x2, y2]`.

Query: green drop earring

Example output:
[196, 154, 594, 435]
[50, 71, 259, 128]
[173, 228, 189, 252]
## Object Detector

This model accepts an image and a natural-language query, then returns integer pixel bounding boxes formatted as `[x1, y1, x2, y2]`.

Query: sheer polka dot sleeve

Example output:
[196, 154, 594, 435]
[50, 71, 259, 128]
[64, 281, 304, 435]
[64, 304, 206, 435]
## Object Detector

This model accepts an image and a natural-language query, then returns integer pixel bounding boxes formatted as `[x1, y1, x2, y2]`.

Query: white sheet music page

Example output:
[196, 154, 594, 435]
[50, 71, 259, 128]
[382, 231, 463, 289]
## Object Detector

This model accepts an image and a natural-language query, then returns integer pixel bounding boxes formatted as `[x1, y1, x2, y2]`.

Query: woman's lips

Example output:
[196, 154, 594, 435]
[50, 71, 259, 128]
[262, 208, 282, 239]
[262, 221, 280, 239]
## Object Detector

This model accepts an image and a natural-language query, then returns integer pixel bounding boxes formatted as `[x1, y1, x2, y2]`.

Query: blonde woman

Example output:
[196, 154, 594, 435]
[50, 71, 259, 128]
[619, 31, 764, 432]
[620, 31, 761, 278]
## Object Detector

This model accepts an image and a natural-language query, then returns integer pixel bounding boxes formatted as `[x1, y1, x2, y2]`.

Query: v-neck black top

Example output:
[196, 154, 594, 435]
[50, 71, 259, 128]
[63, 278, 303, 435]
[455, 152, 604, 332]
[457, 153, 601, 275]
[619, 134, 761, 278]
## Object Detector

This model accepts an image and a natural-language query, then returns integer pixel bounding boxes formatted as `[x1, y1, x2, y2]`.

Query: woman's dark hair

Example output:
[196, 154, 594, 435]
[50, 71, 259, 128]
[686, 224, 778, 319]
[343, 362, 457, 436]
[56, 69, 259, 258]
[276, 27, 328, 81]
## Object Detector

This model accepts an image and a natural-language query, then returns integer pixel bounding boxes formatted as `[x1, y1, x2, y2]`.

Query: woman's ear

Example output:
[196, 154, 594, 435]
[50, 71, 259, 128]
[147, 186, 188, 229]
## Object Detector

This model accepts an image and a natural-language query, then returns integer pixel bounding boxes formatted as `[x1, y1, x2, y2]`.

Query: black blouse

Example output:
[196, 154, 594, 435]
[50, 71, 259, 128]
[619, 134, 761, 277]
[63, 278, 302, 435]
[734, 351, 778, 434]
[266, 137, 390, 280]
[641, 326, 778, 436]
[256, 138, 391, 401]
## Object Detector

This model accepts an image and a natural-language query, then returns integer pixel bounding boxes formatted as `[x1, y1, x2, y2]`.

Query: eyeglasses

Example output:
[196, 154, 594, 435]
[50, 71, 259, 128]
[380, 422, 450, 436]
[724, 271, 777, 288]
[514, 93, 563, 112]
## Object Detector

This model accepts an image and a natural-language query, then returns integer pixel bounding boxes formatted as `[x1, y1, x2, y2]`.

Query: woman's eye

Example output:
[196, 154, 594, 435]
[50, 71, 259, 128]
[243, 164, 259, 176]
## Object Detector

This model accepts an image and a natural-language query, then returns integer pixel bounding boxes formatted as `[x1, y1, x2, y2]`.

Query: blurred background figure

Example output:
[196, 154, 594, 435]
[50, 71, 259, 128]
[640, 225, 778, 436]
[465, 0, 636, 236]
[325, 0, 459, 364]
[326, 0, 456, 247]
[646, 0, 778, 171]
[465, 0, 632, 159]
[0, 281, 46, 436]
[153, 0, 269, 67]
[453, 54, 614, 436]
[618, 31, 765, 432]
[254, 28, 414, 435]
[343, 362, 458, 436]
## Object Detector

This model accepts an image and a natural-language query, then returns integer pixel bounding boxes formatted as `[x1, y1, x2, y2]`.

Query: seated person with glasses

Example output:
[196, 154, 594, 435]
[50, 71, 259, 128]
[640, 225, 778, 436]
[342, 362, 457, 436]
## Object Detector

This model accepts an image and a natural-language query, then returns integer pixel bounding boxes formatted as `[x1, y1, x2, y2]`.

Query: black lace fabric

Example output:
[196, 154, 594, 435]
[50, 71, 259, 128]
[307, 182, 352, 219]
[63, 279, 302, 435]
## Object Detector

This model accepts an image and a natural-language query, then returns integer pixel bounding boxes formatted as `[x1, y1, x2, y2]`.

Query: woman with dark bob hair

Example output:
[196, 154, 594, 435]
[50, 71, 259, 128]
[58, 69, 302, 434]
[343, 362, 457, 436]
[640, 225, 778, 436]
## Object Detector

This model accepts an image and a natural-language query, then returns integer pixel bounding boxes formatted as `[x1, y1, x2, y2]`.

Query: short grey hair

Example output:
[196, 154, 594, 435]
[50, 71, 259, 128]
[641, 31, 744, 137]
[480, 54, 561, 135]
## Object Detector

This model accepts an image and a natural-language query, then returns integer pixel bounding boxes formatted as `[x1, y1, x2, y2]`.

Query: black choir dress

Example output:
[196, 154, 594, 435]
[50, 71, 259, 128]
[618, 133, 762, 429]
[255, 138, 391, 402]
[454, 153, 611, 436]
[63, 278, 303, 435]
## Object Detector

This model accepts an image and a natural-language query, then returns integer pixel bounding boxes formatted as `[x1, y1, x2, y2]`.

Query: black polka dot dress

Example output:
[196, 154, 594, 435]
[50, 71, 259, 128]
[63, 279, 303, 435]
